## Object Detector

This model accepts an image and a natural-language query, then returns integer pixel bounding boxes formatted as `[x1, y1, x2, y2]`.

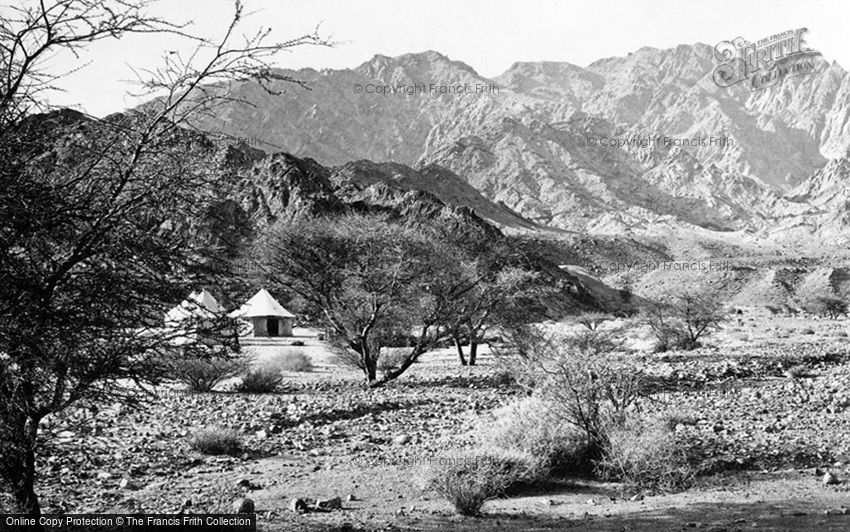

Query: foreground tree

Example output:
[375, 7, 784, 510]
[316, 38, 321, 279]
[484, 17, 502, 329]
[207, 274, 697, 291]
[0, 0, 327, 515]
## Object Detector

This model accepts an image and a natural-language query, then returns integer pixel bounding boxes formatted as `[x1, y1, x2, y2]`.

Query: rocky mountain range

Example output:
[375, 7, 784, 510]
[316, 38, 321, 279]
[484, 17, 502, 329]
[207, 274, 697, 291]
[20, 109, 614, 312]
[190, 43, 850, 247]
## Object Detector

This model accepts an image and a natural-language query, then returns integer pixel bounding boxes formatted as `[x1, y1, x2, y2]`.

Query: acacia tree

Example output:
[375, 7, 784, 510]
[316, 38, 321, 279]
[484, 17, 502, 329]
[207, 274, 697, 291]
[644, 288, 726, 352]
[444, 265, 541, 366]
[426, 220, 550, 367]
[0, 0, 328, 515]
[256, 214, 471, 385]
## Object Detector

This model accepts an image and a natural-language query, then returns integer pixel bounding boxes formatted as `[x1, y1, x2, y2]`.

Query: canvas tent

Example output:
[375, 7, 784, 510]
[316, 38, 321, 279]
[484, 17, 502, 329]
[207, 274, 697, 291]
[164, 289, 226, 345]
[229, 289, 295, 337]
[165, 289, 223, 324]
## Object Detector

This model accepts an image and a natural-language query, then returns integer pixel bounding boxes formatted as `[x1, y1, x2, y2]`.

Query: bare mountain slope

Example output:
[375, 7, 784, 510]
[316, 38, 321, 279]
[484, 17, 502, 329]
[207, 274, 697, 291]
[185, 44, 850, 243]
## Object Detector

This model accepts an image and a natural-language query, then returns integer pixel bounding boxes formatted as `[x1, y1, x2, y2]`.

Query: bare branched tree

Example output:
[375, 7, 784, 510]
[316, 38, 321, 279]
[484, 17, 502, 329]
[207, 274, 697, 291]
[0, 0, 329, 516]
[256, 214, 474, 387]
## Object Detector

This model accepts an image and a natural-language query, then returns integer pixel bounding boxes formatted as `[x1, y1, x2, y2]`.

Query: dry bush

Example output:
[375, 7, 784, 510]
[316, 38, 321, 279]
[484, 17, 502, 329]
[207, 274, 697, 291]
[596, 418, 697, 493]
[801, 295, 848, 319]
[527, 348, 645, 456]
[236, 366, 284, 393]
[574, 312, 614, 331]
[332, 345, 412, 373]
[644, 289, 726, 352]
[496, 327, 647, 464]
[189, 426, 243, 455]
[428, 452, 538, 516]
[377, 347, 412, 372]
[477, 396, 590, 474]
[171, 356, 250, 392]
[783, 364, 808, 379]
[564, 328, 625, 356]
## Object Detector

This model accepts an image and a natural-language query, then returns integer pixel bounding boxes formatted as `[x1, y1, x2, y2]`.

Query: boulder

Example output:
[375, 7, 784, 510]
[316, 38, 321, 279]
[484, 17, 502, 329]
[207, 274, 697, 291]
[289, 498, 308, 513]
[232, 497, 255, 514]
[823, 472, 840, 485]
[316, 496, 342, 511]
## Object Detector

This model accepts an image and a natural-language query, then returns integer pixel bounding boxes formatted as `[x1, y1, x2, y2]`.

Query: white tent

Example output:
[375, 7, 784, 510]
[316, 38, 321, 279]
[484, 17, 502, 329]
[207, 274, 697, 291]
[229, 289, 295, 337]
[165, 289, 223, 325]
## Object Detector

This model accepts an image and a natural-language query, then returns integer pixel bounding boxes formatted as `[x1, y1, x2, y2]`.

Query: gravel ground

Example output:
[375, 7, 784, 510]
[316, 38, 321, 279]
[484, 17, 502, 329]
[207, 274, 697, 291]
[32, 317, 850, 531]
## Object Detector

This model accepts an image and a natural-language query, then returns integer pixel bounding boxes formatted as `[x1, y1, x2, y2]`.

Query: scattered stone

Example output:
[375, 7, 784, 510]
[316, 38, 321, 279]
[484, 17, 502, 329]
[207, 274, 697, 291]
[316, 497, 342, 511]
[289, 498, 308, 513]
[96, 471, 112, 480]
[232, 498, 254, 514]
[236, 478, 255, 490]
[393, 434, 412, 445]
[255, 429, 268, 440]
[118, 478, 138, 490]
[823, 472, 840, 485]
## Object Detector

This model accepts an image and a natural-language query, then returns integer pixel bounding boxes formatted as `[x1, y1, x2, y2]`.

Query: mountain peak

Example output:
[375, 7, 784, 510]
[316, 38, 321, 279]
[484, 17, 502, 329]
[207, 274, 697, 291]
[355, 50, 482, 83]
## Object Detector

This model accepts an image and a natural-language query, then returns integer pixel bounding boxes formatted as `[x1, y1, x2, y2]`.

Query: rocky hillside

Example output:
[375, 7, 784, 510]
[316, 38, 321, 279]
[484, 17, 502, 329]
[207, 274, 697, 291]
[22, 109, 610, 314]
[187, 45, 850, 245]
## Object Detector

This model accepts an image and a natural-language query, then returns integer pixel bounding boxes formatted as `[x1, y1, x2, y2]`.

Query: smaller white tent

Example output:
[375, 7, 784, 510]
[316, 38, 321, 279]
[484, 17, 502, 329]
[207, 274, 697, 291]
[165, 289, 223, 325]
[229, 289, 295, 337]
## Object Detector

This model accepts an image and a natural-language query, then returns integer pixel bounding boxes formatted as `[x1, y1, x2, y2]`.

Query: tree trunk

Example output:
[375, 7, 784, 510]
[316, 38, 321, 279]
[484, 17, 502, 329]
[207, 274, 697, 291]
[11, 418, 41, 518]
[354, 340, 378, 384]
[454, 337, 467, 366]
[364, 352, 377, 383]
[468, 339, 479, 366]
[370, 344, 427, 388]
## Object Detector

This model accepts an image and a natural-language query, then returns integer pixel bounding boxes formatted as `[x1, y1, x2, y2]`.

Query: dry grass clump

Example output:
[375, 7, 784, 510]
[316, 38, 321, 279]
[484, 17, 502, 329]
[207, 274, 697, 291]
[236, 365, 284, 393]
[596, 418, 697, 493]
[171, 356, 250, 392]
[377, 348, 411, 372]
[188, 426, 243, 456]
[428, 452, 538, 516]
[477, 396, 590, 475]
[783, 364, 809, 379]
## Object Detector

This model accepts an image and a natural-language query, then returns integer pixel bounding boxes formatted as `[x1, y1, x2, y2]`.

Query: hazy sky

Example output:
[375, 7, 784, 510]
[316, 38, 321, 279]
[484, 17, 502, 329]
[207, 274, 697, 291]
[25, 0, 850, 116]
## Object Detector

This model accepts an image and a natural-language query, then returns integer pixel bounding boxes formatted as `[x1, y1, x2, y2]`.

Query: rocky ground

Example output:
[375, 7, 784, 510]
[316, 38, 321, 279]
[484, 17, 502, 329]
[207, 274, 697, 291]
[33, 317, 850, 531]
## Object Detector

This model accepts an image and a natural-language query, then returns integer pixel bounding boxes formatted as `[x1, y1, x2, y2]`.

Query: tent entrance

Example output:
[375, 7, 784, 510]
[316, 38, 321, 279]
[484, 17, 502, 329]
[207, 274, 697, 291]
[267, 318, 279, 337]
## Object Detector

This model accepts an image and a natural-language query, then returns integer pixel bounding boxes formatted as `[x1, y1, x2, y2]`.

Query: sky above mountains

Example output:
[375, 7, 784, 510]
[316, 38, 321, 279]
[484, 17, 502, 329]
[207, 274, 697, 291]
[25, 0, 850, 117]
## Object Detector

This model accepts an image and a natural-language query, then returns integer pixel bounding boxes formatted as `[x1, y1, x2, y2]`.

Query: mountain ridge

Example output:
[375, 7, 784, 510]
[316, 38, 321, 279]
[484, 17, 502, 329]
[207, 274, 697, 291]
[183, 43, 850, 246]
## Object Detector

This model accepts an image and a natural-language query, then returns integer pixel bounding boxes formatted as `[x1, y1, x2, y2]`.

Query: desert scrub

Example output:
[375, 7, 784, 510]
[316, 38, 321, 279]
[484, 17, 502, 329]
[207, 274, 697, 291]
[428, 452, 539, 516]
[378, 347, 416, 373]
[237, 366, 284, 393]
[596, 418, 697, 493]
[189, 426, 243, 456]
[477, 396, 590, 475]
[171, 356, 250, 392]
